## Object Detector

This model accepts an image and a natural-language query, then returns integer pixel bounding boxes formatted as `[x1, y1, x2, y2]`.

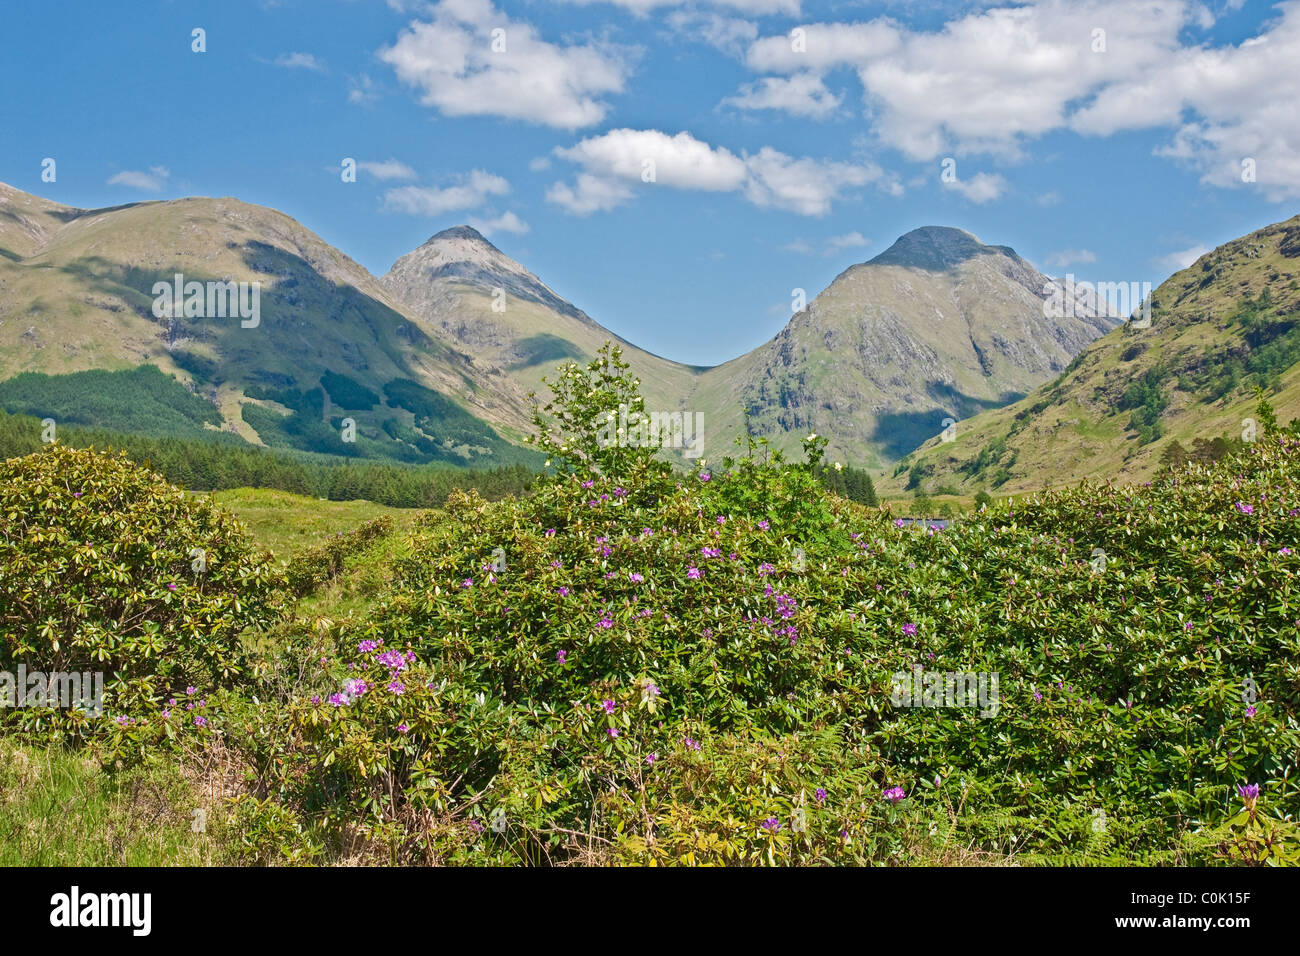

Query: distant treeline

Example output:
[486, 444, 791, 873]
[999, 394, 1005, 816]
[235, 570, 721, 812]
[815, 461, 878, 506]
[0, 409, 535, 508]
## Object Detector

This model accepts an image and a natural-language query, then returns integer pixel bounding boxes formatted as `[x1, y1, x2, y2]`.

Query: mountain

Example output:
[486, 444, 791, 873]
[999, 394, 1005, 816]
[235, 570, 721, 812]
[0, 180, 1123, 473]
[380, 222, 1118, 469]
[380, 225, 707, 418]
[891, 213, 1300, 496]
[0, 181, 539, 467]
[692, 226, 1120, 468]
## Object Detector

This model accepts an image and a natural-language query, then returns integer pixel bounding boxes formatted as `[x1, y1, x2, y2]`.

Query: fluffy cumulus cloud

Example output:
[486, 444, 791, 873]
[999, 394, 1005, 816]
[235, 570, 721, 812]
[548, 128, 879, 216]
[358, 158, 418, 181]
[722, 72, 841, 118]
[563, 0, 798, 16]
[743, 147, 875, 214]
[785, 231, 870, 256]
[379, 0, 632, 129]
[382, 169, 510, 215]
[666, 12, 760, 59]
[826, 231, 870, 253]
[468, 210, 530, 235]
[545, 173, 637, 216]
[942, 171, 1006, 204]
[1154, 243, 1212, 272]
[348, 73, 380, 106]
[555, 129, 748, 191]
[107, 165, 170, 192]
[1046, 248, 1098, 267]
[745, 20, 901, 73]
[730, 0, 1300, 198]
[275, 52, 326, 71]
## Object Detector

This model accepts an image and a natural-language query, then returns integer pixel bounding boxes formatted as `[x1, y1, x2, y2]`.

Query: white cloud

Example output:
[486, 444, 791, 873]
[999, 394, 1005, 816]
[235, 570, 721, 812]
[665, 12, 759, 59]
[722, 72, 841, 118]
[469, 211, 530, 235]
[826, 231, 870, 253]
[746, 21, 901, 73]
[1077, 6, 1300, 201]
[358, 158, 418, 181]
[1155, 243, 1211, 272]
[555, 129, 747, 192]
[743, 147, 874, 215]
[275, 52, 326, 71]
[1045, 248, 1097, 267]
[546, 172, 636, 216]
[107, 165, 170, 192]
[528, 156, 552, 172]
[547, 128, 877, 216]
[1036, 190, 1062, 207]
[382, 170, 510, 215]
[348, 74, 380, 106]
[379, 0, 632, 129]
[565, 0, 797, 16]
[942, 171, 1006, 203]
[736, 0, 1300, 199]
[784, 231, 871, 256]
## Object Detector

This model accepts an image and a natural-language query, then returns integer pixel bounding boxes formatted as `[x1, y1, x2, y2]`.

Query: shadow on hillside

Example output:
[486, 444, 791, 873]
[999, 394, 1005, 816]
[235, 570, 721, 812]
[54, 241, 441, 391]
[872, 383, 1026, 458]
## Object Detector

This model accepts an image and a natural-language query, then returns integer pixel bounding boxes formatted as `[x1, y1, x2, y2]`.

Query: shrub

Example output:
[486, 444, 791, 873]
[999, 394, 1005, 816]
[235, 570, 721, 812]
[0, 444, 282, 730]
[239, 357, 1300, 865]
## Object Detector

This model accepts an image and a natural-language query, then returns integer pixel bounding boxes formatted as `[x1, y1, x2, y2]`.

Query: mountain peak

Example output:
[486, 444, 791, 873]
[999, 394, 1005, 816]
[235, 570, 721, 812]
[868, 225, 1017, 272]
[425, 224, 492, 245]
[386, 224, 587, 323]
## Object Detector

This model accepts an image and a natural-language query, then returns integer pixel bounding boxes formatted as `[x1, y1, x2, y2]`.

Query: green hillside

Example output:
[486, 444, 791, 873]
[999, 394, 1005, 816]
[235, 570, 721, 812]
[3, 349, 1298, 866]
[0, 182, 541, 468]
[890, 213, 1300, 497]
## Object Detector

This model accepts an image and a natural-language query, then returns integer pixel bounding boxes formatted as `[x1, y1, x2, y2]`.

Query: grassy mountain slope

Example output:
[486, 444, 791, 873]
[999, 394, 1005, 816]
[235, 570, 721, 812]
[0, 181, 539, 467]
[891, 213, 1300, 496]
[692, 227, 1118, 469]
[380, 226, 708, 431]
[384, 224, 1116, 470]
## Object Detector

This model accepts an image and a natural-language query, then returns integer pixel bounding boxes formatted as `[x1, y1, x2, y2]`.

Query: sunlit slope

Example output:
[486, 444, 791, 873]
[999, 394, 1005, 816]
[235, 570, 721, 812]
[890, 213, 1300, 495]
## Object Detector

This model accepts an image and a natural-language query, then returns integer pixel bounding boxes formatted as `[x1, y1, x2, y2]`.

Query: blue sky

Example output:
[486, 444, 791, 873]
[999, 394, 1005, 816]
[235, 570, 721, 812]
[2, 0, 1297, 365]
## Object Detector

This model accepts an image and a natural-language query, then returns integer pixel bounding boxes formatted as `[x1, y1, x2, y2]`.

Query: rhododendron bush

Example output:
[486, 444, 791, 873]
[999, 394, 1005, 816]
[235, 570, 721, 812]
[3, 346, 1298, 865]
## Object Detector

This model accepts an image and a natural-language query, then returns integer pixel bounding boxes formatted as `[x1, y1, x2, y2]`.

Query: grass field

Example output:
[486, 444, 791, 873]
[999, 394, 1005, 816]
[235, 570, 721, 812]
[200, 488, 418, 557]
[0, 740, 217, 866]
